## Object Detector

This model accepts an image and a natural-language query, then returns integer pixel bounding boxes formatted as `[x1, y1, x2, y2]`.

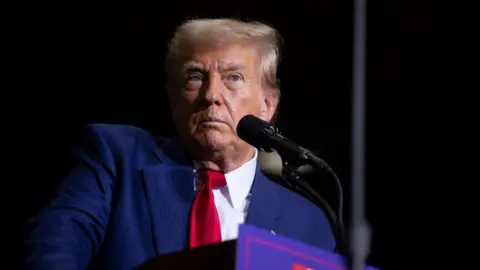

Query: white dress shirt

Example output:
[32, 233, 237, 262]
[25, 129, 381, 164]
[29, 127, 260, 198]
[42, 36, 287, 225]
[194, 150, 257, 241]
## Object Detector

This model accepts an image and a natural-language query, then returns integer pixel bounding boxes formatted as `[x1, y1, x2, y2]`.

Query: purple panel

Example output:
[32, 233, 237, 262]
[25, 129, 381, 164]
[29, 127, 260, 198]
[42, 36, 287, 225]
[235, 224, 379, 270]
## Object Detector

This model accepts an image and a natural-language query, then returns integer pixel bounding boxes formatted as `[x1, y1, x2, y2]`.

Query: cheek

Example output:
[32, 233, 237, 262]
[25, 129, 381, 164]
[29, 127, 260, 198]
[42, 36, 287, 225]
[175, 89, 200, 105]
[178, 90, 196, 103]
[234, 90, 263, 113]
[171, 95, 192, 119]
[225, 94, 263, 128]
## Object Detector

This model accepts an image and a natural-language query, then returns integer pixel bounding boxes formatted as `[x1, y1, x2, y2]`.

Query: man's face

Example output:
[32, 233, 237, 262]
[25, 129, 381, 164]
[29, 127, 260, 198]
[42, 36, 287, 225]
[169, 44, 276, 153]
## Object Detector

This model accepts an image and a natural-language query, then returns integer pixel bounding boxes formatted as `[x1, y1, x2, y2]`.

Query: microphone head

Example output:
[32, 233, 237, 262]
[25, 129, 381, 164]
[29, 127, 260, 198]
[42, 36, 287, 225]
[258, 150, 283, 178]
[237, 115, 275, 151]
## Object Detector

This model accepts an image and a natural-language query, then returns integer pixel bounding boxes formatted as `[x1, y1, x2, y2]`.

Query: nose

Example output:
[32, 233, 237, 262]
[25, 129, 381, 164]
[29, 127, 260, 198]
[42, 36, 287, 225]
[202, 73, 224, 106]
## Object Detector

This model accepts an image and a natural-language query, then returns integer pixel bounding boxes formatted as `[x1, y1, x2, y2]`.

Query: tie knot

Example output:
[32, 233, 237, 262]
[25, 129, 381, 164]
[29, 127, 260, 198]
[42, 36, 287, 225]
[197, 169, 226, 189]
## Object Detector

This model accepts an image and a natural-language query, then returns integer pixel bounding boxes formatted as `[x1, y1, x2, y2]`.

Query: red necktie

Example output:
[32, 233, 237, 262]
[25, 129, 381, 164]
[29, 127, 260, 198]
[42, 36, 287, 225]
[189, 169, 227, 249]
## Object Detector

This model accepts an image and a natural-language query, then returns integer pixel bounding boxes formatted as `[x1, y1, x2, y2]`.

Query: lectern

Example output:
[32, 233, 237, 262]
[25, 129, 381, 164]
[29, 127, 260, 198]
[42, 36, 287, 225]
[136, 224, 379, 270]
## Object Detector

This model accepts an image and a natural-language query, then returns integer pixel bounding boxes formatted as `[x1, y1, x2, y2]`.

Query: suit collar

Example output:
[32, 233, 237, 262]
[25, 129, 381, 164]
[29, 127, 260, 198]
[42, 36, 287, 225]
[152, 138, 193, 167]
[141, 138, 195, 254]
[141, 161, 194, 255]
[151, 138, 285, 224]
[246, 164, 283, 227]
[144, 138, 284, 253]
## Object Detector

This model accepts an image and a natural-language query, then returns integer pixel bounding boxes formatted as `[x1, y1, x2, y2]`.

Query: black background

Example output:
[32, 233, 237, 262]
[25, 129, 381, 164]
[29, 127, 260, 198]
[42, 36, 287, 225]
[8, 0, 457, 269]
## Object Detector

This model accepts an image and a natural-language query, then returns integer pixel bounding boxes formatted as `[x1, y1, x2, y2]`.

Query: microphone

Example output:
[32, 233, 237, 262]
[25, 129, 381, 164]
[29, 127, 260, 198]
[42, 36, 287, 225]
[237, 115, 314, 164]
[258, 150, 313, 178]
[237, 115, 349, 260]
[257, 150, 283, 177]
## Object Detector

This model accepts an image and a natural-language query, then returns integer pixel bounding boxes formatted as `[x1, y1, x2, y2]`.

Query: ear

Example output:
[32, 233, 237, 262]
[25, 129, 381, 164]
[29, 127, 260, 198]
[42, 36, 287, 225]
[259, 90, 279, 122]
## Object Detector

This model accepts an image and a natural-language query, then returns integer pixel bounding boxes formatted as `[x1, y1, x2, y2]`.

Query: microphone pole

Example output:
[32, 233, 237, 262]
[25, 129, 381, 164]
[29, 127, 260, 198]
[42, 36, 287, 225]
[350, 0, 371, 268]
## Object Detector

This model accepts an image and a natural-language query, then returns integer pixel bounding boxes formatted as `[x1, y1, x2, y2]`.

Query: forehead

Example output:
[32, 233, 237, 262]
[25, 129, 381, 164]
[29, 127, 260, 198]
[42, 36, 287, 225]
[180, 44, 260, 72]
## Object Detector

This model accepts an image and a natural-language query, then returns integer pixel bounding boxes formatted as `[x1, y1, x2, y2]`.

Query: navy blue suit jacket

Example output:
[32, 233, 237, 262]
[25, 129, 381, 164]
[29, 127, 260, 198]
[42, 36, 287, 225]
[23, 124, 335, 270]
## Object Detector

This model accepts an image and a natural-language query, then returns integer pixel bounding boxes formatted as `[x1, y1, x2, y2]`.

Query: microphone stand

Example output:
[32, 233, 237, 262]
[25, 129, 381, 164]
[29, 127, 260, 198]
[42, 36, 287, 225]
[276, 152, 353, 269]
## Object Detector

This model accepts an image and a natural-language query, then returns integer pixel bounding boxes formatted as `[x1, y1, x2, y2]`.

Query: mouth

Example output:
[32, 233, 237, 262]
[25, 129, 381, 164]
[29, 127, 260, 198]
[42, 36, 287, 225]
[198, 117, 226, 126]
[199, 117, 224, 124]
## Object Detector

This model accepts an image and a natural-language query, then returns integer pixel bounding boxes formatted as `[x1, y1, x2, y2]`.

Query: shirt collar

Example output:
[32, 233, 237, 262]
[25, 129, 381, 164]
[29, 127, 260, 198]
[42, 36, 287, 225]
[193, 149, 258, 211]
[223, 149, 257, 210]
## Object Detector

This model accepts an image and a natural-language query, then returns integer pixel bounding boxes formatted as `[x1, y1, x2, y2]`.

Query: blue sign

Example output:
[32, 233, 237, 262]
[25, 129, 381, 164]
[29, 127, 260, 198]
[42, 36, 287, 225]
[235, 224, 379, 270]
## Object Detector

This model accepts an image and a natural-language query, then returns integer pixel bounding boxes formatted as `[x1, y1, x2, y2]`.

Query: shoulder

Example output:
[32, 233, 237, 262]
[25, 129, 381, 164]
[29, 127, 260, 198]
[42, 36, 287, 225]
[79, 123, 157, 145]
[71, 123, 169, 167]
[77, 123, 164, 149]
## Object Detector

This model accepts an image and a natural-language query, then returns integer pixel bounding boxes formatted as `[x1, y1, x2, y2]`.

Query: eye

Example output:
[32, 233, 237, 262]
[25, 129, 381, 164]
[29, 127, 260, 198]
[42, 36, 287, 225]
[186, 73, 203, 82]
[226, 74, 243, 82]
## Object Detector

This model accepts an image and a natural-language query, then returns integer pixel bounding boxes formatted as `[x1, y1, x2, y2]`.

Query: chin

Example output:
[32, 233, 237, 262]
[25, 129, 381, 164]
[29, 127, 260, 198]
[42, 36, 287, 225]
[193, 131, 231, 152]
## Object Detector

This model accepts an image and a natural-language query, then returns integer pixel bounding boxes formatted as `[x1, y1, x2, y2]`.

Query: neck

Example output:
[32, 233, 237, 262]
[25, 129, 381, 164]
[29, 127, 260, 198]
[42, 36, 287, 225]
[193, 146, 256, 173]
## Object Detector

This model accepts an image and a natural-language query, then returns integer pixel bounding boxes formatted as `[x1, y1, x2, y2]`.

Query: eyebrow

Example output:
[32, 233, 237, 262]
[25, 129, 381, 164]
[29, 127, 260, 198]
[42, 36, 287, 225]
[182, 61, 246, 73]
[182, 61, 204, 73]
[218, 62, 246, 72]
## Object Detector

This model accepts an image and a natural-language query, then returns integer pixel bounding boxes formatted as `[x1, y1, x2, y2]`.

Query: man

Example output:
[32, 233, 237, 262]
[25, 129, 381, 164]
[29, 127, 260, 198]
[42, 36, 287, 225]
[23, 18, 335, 269]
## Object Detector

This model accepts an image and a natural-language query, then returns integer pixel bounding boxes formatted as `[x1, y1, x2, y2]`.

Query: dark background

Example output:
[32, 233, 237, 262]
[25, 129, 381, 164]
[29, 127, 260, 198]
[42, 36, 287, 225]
[9, 0, 447, 269]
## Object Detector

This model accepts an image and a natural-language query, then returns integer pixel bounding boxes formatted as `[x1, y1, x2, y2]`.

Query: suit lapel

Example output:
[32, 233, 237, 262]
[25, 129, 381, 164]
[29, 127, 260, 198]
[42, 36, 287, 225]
[141, 139, 195, 255]
[142, 139, 285, 253]
[246, 165, 283, 231]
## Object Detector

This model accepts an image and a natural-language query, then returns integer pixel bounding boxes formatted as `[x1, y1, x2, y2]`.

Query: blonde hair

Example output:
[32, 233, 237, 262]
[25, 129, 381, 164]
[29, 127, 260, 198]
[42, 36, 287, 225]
[165, 18, 282, 100]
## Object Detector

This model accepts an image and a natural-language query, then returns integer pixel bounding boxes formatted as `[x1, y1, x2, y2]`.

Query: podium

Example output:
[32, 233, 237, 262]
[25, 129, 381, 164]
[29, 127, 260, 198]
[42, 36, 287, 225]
[137, 224, 380, 270]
